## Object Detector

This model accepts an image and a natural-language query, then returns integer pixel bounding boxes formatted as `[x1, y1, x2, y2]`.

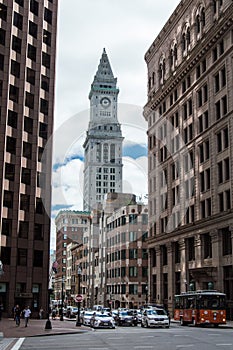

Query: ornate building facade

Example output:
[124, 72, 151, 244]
[144, 0, 233, 318]
[83, 49, 123, 211]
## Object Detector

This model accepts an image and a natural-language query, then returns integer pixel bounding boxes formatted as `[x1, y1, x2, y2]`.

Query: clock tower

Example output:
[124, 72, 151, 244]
[83, 49, 123, 211]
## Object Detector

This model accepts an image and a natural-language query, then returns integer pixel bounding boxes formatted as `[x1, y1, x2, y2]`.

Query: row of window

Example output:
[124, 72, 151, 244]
[1, 246, 44, 267]
[107, 248, 148, 262]
[106, 284, 148, 295]
[106, 266, 148, 279]
[148, 1, 225, 90]
[150, 227, 232, 268]
[3, 191, 46, 213]
[0, 1, 53, 24]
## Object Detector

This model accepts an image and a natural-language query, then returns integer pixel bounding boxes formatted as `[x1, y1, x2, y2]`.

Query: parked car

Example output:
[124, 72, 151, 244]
[116, 310, 137, 326]
[141, 308, 169, 328]
[90, 312, 115, 329]
[66, 306, 78, 318]
[80, 310, 95, 326]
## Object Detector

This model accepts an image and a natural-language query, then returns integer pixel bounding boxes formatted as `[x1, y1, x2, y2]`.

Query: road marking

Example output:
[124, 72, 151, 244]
[134, 347, 154, 349]
[216, 344, 232, 347]
[176, 346, 194, 348]
[11, 338, 25, 350]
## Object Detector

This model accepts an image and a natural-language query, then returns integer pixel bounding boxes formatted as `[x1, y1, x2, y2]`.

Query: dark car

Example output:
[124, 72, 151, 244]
[116, 310, 138, 326]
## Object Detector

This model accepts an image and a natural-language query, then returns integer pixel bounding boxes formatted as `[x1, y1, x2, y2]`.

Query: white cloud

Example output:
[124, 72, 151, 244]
[51, 0, 181, 248]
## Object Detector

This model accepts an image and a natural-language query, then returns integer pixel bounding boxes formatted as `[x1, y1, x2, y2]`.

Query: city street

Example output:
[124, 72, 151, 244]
[16, 323, 233, 350]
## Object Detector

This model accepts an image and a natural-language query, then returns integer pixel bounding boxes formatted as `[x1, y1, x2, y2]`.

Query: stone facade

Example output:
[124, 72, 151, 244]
[0, 0, 58, 317]
[144, 0, 233, 319]
[83, 49, 123, 212]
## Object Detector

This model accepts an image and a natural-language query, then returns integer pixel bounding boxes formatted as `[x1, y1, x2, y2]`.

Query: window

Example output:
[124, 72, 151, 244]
[3, 191, 14, 208]
[203, 233, 212, 259]
[23, 142, 32, 159]
[13, 12, 23, 30]
[200, 168, 210, 192]
[40, 99, 49, 115]
[9, 85, 19, 103]
[217, 127, 228, 152]
[8, 110, 18, 129]
[38, 147, 44, 162]
[44, 8, 52, 24]
[42, 52, 50, 68]
[41, 75, 49, 91]
[5, 163, 15, 181]
[6, 136, 16, 154]
[12, 35, 22, 53]
[15, 0, 24, 6]
[20, 194, 30, 211]
[219, 190, 231, 212]
[36, 198, 44, 214]
[200, 198, 211, 218]
[19, 221, 29, 238]
[222, 227, 232, 256]
[21, 168, 31, 185]
[43, 29, 51, 46]
[11, 60, 20, 78]
[215, 95, 227, 120]
[27, 44, 37, 61]
[25, 92, 34, 109]
[34, 223, 43, 240]
[24, 116, 33, 134]
[2, 218, 12, 236]
[129, 266, 138, 277]
[33, 250, 43, 267]
[29, 21, 37, 38]
[129, 284, 138, 295]
[0, 3, 7, 21]
[17, 248, 27, 266]
[199, 140, 210, 163]
[129, 249, 137, 259]
[30, 0, 39, 16]
[198, 111, 209, 133]
[0, 28, 6, 46]
[187, 237, 195, 261]
[39, 122, 48, 139]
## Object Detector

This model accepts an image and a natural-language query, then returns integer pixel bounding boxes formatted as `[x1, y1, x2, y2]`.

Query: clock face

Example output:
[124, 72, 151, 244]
[100, 97, 111, 108]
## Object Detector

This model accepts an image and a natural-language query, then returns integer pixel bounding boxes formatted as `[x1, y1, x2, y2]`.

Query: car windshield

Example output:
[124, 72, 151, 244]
[96, 314, 110, 318]
[120, 311, 130, 316]
[147, 309, 166, 315]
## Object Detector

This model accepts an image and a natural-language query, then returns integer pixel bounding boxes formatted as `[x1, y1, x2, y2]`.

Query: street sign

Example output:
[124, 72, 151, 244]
[75, 294, 83, 302]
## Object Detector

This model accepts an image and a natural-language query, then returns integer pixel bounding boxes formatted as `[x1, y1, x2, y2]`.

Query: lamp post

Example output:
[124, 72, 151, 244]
[60, 276, 64, 321]
[145, 285, 148, 306]
[76, 266, 82, 327]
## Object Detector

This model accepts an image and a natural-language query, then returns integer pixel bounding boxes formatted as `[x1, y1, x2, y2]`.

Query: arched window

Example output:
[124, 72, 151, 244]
[186, 28, 191, 47]
[201, 8, 205, 26]
[182, 32, 186, 52]
[159, 56, 166, 85]
[174, 44, 178, 61]
[196, 14, 201, 34]
[196, 6, 206, 39]
[152, 72, 155, 85]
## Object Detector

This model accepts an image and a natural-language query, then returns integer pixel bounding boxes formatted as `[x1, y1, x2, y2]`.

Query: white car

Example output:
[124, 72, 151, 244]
[141, 308, 169, 328]
[90, 312, 115, 329]
[81, 311, 95, 326]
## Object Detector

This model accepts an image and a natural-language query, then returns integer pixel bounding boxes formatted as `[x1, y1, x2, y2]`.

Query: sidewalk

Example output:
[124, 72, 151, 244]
[0, 317, 88, 339]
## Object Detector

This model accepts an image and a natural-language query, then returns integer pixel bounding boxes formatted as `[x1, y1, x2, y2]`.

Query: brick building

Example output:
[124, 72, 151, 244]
[144, 0, 233, 318]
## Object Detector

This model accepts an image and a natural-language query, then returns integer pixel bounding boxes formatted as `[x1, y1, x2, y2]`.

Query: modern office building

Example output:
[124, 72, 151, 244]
[0, 0, 58, 317]
[83, 48, 124, 212]
[144, 0, 233, 318]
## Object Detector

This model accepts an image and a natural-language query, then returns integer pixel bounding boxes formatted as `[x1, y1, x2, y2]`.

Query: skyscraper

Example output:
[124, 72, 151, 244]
[83, 49, 123, 211]
[0, 0, 58, 317]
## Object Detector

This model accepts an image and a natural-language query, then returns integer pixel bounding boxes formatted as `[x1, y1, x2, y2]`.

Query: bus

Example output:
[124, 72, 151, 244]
[174, 290, 226, 326]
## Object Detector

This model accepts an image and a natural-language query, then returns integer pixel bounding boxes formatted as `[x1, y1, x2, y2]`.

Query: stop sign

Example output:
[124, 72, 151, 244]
[75, 294, 83, 302]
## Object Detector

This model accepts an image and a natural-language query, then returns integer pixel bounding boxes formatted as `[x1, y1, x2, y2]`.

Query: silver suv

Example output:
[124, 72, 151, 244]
[141, 308, 169, 328]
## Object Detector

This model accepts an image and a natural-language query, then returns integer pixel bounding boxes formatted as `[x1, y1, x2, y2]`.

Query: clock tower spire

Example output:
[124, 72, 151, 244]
[83, 49, 123, 211]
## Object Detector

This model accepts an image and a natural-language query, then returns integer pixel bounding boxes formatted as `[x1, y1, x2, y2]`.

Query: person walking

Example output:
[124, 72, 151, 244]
[39, 307, 44, 319]
[14, 305, 21, 326]
[23, 306, 31, 327]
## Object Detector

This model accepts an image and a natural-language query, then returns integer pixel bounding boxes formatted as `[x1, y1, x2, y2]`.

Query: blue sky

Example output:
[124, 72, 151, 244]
[50, 0, 181, 249]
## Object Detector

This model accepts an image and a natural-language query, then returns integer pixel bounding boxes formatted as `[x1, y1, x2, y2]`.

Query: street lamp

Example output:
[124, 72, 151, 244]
[60, 276, 64, 321]
[76, 266, 82, 327]
[145, 285, 148, 306]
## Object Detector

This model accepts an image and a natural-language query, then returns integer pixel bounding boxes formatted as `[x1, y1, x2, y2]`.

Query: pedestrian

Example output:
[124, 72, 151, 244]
[39, 307, 44, 319]
[23, 306, 31, 327]
[14, 305, 21, 326]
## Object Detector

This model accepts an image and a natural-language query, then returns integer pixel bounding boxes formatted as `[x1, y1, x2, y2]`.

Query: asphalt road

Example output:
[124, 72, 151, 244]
[14, 324, 233, 350]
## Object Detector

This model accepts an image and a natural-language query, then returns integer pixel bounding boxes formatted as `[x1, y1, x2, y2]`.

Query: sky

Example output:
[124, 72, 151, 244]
[50, 0, 181, 249]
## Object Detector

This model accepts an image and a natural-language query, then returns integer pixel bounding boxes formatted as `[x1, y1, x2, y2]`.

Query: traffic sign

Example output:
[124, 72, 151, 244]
[75, 294, 83, 302]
